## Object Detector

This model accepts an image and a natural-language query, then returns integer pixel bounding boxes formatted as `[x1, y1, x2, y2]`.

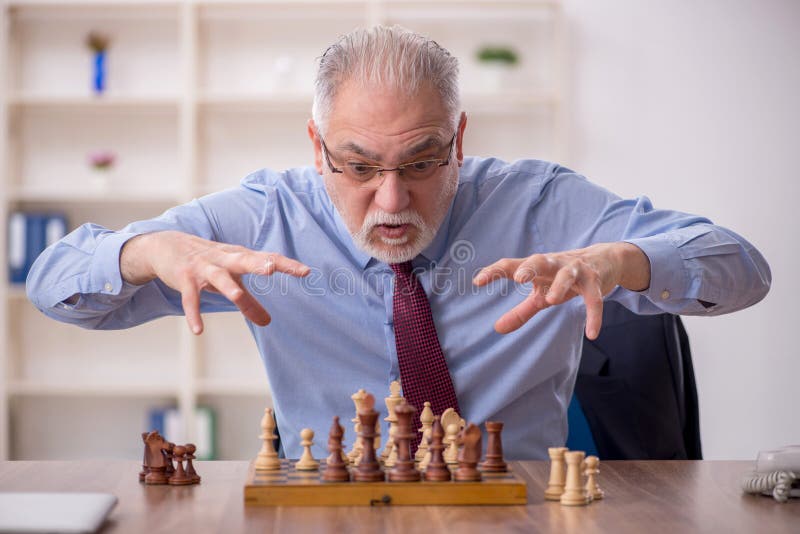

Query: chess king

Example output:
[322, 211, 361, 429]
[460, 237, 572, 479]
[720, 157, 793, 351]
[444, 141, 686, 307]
[27, 26, 770, 460]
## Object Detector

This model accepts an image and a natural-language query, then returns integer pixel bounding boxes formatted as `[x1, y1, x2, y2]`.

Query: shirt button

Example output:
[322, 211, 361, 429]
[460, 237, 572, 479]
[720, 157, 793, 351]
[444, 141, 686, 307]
[104, 282, 113, 292]
[660, 290, 670, 300]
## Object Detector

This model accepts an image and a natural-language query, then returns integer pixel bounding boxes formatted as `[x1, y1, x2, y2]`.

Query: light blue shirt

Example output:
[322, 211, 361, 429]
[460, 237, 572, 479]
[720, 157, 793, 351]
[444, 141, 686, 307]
[27, 157, 771, 459]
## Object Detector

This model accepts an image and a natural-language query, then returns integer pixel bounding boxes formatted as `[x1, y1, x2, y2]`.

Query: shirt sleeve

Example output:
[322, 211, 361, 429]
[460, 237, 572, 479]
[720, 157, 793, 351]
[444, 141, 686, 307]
[534, 168, 771, 316]
[26, 194, 249, 329]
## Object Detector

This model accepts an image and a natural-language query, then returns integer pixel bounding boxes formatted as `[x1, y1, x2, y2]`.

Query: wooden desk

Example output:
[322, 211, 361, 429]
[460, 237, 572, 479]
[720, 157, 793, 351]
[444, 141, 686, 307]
[0, 460, 797, 533]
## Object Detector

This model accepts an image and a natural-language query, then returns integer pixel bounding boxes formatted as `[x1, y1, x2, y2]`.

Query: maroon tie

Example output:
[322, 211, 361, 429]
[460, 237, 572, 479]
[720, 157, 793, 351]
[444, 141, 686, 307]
[390, 261, 460, 453]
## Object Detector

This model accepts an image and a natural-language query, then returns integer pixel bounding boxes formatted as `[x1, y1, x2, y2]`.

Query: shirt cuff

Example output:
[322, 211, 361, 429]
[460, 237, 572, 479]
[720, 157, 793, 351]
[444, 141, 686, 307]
[623, 234, 691, 305]
[86, 231, 144, 297]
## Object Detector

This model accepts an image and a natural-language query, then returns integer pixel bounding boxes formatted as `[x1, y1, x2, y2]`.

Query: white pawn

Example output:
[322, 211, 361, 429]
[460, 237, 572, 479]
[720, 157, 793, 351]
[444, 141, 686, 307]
[294, 428, 319, 471]
[444, 423, 460, 466]
[584, 455, 604, 500]
[255, 407, 281, 470]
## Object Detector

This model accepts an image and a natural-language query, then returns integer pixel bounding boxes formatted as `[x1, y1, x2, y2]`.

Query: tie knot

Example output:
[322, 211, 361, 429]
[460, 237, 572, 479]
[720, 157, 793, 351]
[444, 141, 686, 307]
[390, 261, 413, 276]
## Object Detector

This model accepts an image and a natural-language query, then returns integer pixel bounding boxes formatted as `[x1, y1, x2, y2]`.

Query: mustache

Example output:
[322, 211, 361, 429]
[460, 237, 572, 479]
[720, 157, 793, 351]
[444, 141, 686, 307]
[362, 210, 425, 230]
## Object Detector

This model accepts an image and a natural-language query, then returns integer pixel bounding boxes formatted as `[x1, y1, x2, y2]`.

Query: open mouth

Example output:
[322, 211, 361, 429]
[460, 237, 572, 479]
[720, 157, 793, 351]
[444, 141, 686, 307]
[376, 223, 410, 239]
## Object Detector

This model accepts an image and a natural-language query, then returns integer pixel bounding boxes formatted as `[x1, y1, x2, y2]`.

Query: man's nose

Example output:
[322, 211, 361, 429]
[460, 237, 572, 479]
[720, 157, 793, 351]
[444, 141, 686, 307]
[372, 170, 410, 214]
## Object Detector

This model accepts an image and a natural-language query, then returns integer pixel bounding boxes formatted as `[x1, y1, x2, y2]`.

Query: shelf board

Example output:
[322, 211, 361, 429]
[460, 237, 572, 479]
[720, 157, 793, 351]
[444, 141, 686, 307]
[199, 93, 313, 113]
[9, 186, 182, 204]
[8, 95, 180, 111]
[7, 381, 178, 397]
[196, 379, 271, 397]
[385, 2, 559, 21]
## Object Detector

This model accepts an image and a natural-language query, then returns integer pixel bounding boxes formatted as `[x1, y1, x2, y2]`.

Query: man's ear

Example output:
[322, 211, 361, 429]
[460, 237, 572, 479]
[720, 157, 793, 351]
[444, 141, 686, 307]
[456, 112, 467, 166]
[307, 119, 324, 175]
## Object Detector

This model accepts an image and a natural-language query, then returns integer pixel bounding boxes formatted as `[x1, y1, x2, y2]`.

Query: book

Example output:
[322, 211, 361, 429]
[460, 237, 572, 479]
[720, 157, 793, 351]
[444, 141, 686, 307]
[8, 211, 67, 285]
[147, 406, 217, 460]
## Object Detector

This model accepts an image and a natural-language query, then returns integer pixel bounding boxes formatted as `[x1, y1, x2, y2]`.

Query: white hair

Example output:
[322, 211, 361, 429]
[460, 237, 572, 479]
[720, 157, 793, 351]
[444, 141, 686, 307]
[312, 25, 461, 136]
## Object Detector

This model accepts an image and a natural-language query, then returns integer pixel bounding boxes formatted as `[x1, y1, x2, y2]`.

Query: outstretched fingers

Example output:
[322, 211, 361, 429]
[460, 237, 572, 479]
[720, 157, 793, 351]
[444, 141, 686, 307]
[205, 266, 271, 327]
[220, 249, 311, 278]
[494, 284, 551, 334]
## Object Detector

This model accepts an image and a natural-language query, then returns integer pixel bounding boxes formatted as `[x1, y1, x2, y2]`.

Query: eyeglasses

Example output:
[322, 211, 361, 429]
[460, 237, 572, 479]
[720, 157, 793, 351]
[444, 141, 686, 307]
[319, 132, 457, 189]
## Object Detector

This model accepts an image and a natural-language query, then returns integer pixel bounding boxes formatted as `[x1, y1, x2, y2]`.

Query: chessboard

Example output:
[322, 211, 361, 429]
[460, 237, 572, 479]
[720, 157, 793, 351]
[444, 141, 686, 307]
[244, 459, 527, 506]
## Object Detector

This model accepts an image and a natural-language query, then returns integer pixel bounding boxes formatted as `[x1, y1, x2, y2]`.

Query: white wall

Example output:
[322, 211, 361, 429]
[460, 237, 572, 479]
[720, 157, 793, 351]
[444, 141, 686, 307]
[562, 0, 800, 459]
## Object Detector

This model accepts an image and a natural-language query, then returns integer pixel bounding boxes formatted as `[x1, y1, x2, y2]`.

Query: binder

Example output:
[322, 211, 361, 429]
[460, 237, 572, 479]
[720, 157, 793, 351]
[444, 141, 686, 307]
[7, 212, 68, 285]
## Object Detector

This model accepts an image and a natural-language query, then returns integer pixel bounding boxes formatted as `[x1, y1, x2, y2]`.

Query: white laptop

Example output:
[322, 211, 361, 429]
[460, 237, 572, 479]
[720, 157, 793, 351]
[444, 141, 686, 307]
[0, 493, 117, 533]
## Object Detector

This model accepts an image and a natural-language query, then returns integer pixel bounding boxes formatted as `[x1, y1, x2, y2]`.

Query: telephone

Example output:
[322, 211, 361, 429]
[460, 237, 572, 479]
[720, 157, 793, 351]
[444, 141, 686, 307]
[741, 445, 800, 503]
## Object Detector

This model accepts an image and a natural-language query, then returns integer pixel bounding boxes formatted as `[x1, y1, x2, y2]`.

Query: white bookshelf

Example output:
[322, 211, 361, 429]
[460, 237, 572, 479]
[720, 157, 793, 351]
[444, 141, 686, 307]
[0, 0, 566, 460]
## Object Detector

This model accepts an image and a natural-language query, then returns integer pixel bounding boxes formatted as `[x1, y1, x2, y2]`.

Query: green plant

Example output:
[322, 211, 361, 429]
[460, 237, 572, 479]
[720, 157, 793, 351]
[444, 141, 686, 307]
[476, 46, 519, 65]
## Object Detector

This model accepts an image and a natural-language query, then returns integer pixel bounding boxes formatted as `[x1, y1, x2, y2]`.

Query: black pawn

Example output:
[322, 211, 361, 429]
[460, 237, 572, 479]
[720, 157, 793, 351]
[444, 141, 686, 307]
[323, 416, 350, 482]
[423, 416, 451, 482]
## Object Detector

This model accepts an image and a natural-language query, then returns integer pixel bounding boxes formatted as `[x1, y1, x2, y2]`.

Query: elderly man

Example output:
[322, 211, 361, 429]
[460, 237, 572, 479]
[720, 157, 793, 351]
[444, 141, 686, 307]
[27, 26, 770, 459]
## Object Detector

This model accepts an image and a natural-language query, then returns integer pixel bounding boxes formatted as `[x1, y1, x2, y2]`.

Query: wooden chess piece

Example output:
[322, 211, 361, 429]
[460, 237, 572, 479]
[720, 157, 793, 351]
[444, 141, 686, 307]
[480, 421, 508, 472]
[544, 446, 569, 500]
[440, 407, 464, 466]
[584, 455, 604, 500]
[382, 381, 402, 462]
[388, 401, 421, 482]
[560, 450, 590, 506]
[139, 432, 150, 482]
[415, 401, 434, 463]
[255, 407, 282, 470]
[423, 416, 451, 482]
[144, 431, 169, 485]
[384, 426, 398, 468]
[168, 445, 193, 485]
[348, 389, 367, 464]
[419, 433, 433, 472]
[443, 423, 460, 466]
[295, 428, 320, 471]
[440, 408, 464, 434]
[184, 443, 201, 484]
[323, 416, 350, 482]
[164, 442, 176, 477]
[454, 423, 482, 482]
[353, 393, 385, 482]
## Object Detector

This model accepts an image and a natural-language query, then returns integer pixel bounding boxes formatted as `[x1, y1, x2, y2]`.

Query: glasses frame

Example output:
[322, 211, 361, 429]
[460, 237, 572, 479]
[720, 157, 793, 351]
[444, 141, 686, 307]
[319, 131, 458, 187]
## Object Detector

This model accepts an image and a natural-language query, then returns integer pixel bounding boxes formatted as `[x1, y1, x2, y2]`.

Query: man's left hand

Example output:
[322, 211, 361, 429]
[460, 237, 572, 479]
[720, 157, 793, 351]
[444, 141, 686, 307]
[473, 242, 650, 339]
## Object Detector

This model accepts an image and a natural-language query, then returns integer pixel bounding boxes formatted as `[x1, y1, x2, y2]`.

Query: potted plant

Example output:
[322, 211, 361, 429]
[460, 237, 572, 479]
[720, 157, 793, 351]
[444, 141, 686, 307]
[475, 45, 520, 92]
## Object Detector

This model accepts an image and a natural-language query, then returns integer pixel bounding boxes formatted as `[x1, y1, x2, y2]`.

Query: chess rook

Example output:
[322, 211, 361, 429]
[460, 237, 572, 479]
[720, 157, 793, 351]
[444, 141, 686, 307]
[544, 446, 569, 500]
[480, 421, 508, 472]
[560, 450, 590, 506]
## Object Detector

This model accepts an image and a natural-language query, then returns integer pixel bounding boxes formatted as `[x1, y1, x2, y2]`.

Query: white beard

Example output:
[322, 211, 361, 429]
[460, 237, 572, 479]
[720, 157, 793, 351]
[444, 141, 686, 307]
[353, 210, 436, 264]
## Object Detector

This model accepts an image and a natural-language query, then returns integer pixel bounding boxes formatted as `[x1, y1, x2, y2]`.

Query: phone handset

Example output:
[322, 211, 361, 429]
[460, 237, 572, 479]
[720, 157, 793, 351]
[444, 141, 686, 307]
[741, 445, 800, 503]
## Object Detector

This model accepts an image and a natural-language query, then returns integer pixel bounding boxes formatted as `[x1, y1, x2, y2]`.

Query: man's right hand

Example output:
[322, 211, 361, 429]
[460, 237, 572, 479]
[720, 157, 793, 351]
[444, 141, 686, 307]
[120, 231, 311, 335]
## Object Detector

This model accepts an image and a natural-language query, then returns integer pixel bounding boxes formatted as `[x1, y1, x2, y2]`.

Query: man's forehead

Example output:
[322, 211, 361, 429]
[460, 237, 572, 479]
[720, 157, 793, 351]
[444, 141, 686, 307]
[331, 132, 449, 161]
[327, 81, 449, 132]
